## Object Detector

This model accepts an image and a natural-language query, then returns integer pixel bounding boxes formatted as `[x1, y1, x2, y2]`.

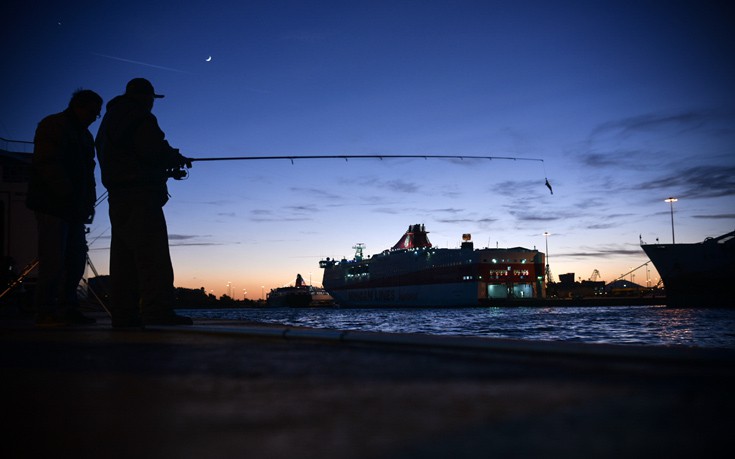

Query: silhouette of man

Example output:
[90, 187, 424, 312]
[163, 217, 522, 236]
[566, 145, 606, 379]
[26, 89, 103, 327]
[95, 78, 192, 327]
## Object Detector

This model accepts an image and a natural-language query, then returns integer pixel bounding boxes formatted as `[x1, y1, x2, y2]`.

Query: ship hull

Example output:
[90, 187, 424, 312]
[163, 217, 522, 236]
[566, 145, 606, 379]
[267, 287, 335, 307]
[266, 289, 312, 307]
[321, 246, 545, 308]
[327, 281, 482, 308]
[642, 231, 735, 308]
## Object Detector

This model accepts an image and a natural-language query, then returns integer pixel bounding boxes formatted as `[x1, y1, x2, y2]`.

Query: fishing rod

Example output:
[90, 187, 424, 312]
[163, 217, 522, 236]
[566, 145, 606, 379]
[189, 154, 545, 164]
[183, 154, 554, 194]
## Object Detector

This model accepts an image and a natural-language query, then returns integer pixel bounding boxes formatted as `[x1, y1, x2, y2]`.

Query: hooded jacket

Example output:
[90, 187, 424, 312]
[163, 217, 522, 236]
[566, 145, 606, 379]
[26, 108, 96, 222]
[95, 95, 183, 205]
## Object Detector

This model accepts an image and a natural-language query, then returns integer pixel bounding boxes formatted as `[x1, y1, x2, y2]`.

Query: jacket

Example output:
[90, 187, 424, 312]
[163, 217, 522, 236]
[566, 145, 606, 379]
[25, 109, 96, 222]
[95, 95, 183, 205]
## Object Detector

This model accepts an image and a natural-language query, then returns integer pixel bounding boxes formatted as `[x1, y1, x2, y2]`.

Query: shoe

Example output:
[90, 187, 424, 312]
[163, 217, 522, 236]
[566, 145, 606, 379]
[111, 316, 144, 329]
[35, 314, 69, 328]
[65, 310, 97, 325]
[143, 313, 193, 326]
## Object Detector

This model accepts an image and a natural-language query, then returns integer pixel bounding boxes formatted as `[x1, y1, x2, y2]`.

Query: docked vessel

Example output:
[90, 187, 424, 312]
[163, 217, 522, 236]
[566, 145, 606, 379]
[319, 224, 546, 307]
[266, 274, 334, 307]
[641, 229, 735, 308]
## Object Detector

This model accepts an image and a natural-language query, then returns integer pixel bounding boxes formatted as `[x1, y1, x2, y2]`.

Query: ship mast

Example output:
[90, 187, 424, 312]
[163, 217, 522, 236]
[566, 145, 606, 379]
[352, 243, 365, 261]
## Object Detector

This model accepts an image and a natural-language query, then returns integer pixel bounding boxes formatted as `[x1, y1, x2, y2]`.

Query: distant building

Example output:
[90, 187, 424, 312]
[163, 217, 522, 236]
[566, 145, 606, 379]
[551, 272, 605, 298]
[605, 279, 646, 296]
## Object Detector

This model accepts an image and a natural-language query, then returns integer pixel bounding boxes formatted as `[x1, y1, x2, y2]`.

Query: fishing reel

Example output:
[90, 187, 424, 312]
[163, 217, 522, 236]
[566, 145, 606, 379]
[166, 165, 189, 180]
[166, 152, 193, 180]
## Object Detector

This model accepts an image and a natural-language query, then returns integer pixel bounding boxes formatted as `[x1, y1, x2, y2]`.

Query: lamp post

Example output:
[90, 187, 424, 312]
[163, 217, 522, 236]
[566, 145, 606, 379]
[543, 232, 551, 285]
[664, 197, 678, 244]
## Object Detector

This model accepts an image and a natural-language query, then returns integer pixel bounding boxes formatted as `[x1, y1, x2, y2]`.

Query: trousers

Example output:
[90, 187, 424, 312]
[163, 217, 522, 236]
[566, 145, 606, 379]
[34, 212, 87, 316]
[108, 196, 176, 320]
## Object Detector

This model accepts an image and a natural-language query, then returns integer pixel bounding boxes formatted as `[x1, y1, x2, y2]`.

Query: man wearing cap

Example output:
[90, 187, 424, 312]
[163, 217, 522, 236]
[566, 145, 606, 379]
[96, 78, 192, 327]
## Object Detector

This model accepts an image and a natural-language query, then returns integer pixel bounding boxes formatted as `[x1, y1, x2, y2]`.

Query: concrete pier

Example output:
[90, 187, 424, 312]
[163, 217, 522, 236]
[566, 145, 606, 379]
[3, 312, 734, 458]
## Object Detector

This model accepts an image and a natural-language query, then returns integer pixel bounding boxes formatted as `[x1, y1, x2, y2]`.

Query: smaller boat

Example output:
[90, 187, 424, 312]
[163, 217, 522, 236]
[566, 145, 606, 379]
[266, 274, 334, 307]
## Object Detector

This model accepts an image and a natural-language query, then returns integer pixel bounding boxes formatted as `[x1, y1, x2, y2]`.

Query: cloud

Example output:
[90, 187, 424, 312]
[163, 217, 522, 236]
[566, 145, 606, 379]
[432, 208, 464, 214]
[289, 187, 344, 201]
[560, 246, 645, 258]
[636, 165, 735, 198]
[286, 205, 320, 213]
[372, 207, 404, 214]
[169, 234, 201, 240]
[249, 208, 311, 222]
[692, 213, 735, 219]
[435, 218, 482, 224]
[579, 110, 735, 174]
[585, 222, 618, 230]
[166, 234, 236, 247]
[590, 111, 719, 139]
[170, 241, 238, 247]
[384, 179, 420, 193]
[577, 149, 656, 170]
[491, 179, 552, 198]
[348, 177, 421, 194]
[509, 210, 578, 222]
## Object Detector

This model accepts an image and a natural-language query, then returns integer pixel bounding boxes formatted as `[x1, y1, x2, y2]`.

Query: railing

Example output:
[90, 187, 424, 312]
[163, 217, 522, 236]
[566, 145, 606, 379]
[0, 137, 33, 153]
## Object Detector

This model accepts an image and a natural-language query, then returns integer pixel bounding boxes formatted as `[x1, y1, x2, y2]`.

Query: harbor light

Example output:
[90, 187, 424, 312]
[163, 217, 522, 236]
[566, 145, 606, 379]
[543, 232, 551, 285]
[664, 197, 678, 244]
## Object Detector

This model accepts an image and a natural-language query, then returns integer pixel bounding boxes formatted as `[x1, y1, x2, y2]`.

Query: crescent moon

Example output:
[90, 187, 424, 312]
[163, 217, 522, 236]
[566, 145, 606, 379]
[206, 56, 212, 62]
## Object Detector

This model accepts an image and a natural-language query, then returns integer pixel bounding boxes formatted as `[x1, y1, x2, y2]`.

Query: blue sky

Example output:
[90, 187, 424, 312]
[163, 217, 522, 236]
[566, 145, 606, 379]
[3, 0, 734, 298]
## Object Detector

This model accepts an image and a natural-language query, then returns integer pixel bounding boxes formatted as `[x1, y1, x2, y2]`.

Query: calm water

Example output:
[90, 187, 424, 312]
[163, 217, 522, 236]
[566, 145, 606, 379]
[184, 305, 735, 349]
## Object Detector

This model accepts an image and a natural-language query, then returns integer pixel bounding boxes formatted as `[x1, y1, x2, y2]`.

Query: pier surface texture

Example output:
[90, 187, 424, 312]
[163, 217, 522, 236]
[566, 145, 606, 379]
[2, 312, 734, 459]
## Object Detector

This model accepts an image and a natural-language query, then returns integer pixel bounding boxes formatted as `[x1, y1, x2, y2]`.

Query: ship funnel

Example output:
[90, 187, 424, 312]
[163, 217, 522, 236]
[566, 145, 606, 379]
[392, 224, 432, 250]
[461, 233, 473, 250]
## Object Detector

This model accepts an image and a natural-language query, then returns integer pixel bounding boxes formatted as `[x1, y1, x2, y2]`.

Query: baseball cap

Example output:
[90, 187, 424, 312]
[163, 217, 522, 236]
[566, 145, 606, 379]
[125, 78, 165, 98]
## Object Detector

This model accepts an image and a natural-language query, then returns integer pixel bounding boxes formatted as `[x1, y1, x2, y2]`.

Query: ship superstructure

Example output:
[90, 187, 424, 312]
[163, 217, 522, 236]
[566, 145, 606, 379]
[319, 224, 545, 307]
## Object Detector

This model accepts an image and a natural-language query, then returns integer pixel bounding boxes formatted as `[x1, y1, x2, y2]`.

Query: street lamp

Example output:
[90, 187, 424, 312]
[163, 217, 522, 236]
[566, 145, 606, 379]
[543, 232, 551, 284]
[664, 197, 678, 244]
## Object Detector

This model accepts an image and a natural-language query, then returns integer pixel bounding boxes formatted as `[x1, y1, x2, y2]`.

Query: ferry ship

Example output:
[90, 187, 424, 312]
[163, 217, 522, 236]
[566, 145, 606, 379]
[266, 274, 334, 307]
[641, 229, 735, 308]
[319, 224, 546, 307]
